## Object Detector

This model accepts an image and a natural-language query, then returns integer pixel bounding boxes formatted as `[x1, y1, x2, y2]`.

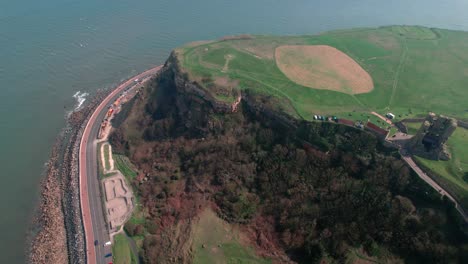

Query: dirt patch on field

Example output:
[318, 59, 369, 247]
[275, 45, 374, 94]
[214, 76, 239, 88]
[368, 34, 399, 50]
[228, 39, 279, 60]
[222, 54, 234, 72]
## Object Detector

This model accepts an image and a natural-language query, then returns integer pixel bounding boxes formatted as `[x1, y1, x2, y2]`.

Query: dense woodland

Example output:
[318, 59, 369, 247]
[110, 68, 468, 263]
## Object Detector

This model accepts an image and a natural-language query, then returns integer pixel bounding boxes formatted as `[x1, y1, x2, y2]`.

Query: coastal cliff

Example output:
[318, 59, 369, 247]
[109, 51, 468, 263]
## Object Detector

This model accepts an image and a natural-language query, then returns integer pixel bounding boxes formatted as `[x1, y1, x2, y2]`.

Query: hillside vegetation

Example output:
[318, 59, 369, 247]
[415, 127, 468, 207]
[176, 26, 468, 213]
[109, 56, 468, 263]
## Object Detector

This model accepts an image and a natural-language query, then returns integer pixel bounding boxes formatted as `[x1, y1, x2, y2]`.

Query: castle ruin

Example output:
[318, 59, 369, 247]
[409, 113, 457, 161]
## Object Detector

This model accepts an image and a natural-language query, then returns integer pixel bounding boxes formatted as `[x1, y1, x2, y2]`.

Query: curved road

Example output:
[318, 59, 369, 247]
[79, 66, 162, 264]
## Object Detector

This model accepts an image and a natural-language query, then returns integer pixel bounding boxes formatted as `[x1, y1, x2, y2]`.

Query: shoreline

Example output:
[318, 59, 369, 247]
[28, 66, 161, 264]
[79, 65, 162, 263]
[29, 89, 111, 264]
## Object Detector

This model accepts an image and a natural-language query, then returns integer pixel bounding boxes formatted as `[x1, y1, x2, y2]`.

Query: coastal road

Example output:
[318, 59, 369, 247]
[79, 66, 162, 264]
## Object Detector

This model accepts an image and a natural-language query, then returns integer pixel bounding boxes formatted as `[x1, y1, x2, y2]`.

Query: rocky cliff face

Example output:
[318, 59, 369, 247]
[110, 53, 468, 264]
[140, 52, 234, 140]
[138, 51, 300, 143]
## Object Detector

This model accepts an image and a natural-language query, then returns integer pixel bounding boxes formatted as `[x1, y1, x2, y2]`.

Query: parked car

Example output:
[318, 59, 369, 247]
[94, 240, 98, 246]
[105, 253, 112, 258]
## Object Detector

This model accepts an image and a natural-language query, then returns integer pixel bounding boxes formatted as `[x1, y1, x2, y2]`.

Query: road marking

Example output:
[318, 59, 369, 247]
[79, 66, 162, 263]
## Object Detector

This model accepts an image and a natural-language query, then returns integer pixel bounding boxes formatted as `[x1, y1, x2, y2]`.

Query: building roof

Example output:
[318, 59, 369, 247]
[366, 122, 389, 136]
[338, 118, 355, 126]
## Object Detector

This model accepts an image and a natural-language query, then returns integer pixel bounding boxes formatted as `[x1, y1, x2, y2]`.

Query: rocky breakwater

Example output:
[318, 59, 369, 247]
[29, 144, 67, 264]
[29, 89, 111, 264]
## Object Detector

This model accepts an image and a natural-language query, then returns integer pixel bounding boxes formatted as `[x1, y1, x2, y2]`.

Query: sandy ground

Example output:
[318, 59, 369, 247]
[101, 143, 115, 173]
[103, 174, 134, 232]
[275, 45, 374, 94]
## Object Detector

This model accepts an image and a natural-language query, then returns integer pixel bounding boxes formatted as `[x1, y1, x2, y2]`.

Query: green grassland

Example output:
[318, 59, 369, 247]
[97, 142, 113, 178]
[177, 26, 468, 121]
[103, 143, 111, 171]
[404, 121, 422, 135]
[192, 209, 270, 264]
[177, 25, 468, 211]
[112, 233, 138, 264]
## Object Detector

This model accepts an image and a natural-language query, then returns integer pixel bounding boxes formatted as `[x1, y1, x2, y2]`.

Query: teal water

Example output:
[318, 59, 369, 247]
[1, 0, 468, 262]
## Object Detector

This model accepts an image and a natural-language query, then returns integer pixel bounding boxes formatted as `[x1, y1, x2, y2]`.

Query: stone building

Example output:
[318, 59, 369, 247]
[409, 112, 457, 160]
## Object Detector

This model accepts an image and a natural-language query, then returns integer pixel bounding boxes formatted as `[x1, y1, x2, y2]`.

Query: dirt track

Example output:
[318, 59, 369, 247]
[371, 111, 393, 125]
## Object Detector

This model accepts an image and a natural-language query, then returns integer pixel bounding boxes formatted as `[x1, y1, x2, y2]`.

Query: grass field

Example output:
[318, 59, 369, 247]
[103, 143, 111, 171]
[112, 233, 138, 264]
[275, 45, 373, 94]
[192, 209, 270, 264]
[415, 127, 468, 207]
[178, 26, 468, 121]
[177, 25, 468, 212]
[404, 121, 422, 135]
[113, 154, 138, 180]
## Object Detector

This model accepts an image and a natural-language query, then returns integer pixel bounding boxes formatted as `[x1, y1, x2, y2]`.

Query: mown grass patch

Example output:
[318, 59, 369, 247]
[112, 233, 138, 264]
[113, 154, 137, 180]
[275, 45, 374, 94]
[97, 142, 105, 178]
[404, 121, 422, 135]
[192, 209, 270, 264]
[103, 143, 111, 171]
[414, 127, 468, 209]
[179, 26, 468, 121]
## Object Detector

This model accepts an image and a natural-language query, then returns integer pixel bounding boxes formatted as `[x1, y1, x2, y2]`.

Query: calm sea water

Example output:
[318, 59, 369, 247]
[1, 0, 468, 262]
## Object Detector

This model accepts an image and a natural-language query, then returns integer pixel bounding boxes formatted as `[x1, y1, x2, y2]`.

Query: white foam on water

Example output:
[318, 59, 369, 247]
[73, 91, 89, 111]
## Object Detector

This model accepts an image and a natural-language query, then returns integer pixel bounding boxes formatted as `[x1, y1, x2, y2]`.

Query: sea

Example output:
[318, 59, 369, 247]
[1, 0, 468, 262]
